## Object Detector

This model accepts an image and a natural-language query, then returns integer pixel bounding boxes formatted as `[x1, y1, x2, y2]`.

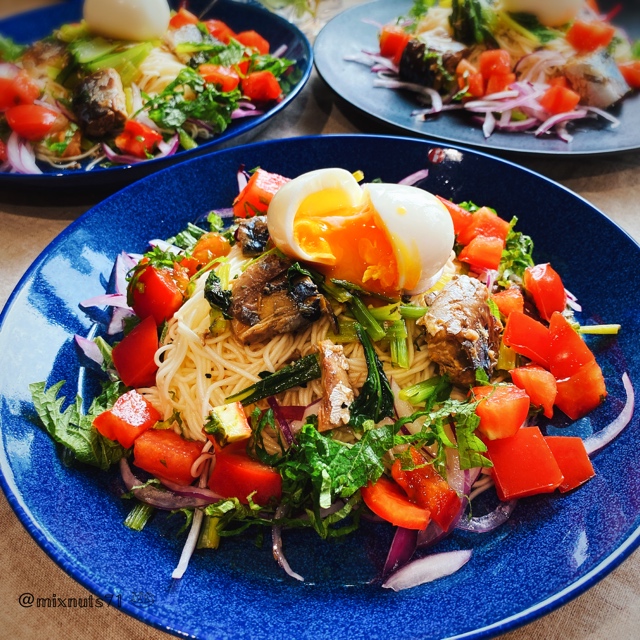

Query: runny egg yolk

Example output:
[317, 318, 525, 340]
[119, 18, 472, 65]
[293, 188, 403, 295]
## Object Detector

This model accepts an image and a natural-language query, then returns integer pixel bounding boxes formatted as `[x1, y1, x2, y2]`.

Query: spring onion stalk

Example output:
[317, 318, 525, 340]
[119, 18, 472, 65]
[578, 324, 621, 335]
[400, 376, 449, 405]
[368, 303, 402, 323]
[178, 128, 198, 150]
[197, 515, 221, 549]
[399, 305, 429, 320]
[349, 297, 386, 342]
[497, 342, 517, 371]
[388, 319, 410, 369]
[328, 317, 358, 344]
[226, 353, 322, 405]
[124, 502, 155, 531]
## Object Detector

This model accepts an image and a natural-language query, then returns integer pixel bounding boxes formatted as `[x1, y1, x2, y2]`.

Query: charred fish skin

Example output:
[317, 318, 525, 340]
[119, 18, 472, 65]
[399, 40, 464, 93]
[563, 51, 631, 110]
[72, 68, 127, 138]
[21, 40, 70, 77]
[315, 340, 355, 432]
[419, 275, 501, 387]
[229, 254, 327, 344]
[236, 217, 270, 256]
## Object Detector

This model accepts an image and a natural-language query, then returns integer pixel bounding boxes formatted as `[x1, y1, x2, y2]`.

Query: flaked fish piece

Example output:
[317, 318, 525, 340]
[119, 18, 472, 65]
[230, 254, 326, 344]
[21, 40, 70, 77]
[563, 51, 630, 110]
[418, 275, 501, 386]
[315, 340, 354, 432]
[399, 39, 466, 92]
[72, 68, 127, 138]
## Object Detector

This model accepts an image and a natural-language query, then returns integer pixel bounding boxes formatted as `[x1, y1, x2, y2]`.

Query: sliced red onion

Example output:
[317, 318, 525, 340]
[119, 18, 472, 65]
[148, 238, 183, 254]
[483, 111, 496, 138]
[277, 405, 306, 422]
[361, 18, 383, 28]
[583, 106, 621, 129]
[272, 504, 304, 582]
[302, 398, 321, 421]
[584, 373, 634, 456]
[373, 78, 442, 112]
[0, 62, 19, 80]
[172, 461, 210, 579]
[416, 521, 447, 548]
[272, 43, 288, 58]
[456, 500, 518, 533]
[7, 132, 42, 175]
[535, 110, 589, 137]
[74, 334, 104, 368]
[108, 306, 135, 335]
[120, 458, 215, 509]
[267, 396, 295, 446]
[565, 288, 582, 312]
[158, 476, 223, 502]
[237, 167, 249, 192]
[382, 549, 472, 591]
[80, 292, 130, 310]
[232, 106, 264, 119]
[383, 527, 418, 576]
[398, 168, 429, 186]
[54, 99, 76, 121]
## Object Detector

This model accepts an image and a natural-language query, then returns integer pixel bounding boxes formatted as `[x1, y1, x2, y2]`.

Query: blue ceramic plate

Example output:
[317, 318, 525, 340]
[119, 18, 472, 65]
[1, 135, 640, 640]
[0, 0, 312, 188]
[314, 0, 640, 155]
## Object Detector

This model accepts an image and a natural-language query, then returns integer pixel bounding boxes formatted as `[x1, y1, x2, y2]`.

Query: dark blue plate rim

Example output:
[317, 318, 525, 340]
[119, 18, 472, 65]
[1, 133, 639, 639]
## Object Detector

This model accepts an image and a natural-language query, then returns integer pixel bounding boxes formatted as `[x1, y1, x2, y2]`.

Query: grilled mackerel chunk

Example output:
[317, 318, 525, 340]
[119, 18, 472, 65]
[72, 68, 127, 138]
[236, 217, 270, 256]
[230, 254, 328, 344]
[315, 340, 354, 432]
[418, 275, 501, 386]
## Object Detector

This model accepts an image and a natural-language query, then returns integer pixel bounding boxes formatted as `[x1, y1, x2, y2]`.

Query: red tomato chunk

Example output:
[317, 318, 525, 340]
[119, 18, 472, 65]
[485, 427, 564, 501]
[502, 311, 551, 368]
[232, 168, 290, 218]
[93, 390, 160, 448]
[473, 384, 530, 440]
[544, 436, 595, 493]
[524, 263, 566, 322]
[112, 315, 159, 388]
[511, 365, 557, 419]
[130, 264, 184, 325]
[134, 429, 204, 486]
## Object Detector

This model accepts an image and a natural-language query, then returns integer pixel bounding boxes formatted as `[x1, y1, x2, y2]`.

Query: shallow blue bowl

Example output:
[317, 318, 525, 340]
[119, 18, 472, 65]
[1, 134, 639, 639]
[0, 0, 312, 188]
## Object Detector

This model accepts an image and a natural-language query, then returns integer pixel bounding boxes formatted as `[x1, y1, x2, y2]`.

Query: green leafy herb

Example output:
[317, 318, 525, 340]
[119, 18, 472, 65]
[226, 353, 321, 405]
[166, 221, 208, 250]
[204, 270, 233, 319]
[0, 34, 27, 62]
[349, 324, 395, 429]
[504, 12, 560, 44]
[449, 0, 498, 46]
[124, 501, 155, 531]
[399, 375, 452, 406]
[207, 211, 225, 233]
[498, 217, 535, 287]
[143, 67, 241, 134]
[29, 380, 128, 470]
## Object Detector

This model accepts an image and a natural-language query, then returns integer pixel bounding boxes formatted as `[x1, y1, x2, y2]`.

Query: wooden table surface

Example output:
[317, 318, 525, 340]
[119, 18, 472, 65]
[1, 1, 639, 639]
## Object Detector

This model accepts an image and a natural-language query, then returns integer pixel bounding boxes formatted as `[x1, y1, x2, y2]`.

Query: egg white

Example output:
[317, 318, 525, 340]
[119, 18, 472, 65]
[84, 0, 171, 42]
[267, 168, 455, 295]
[501, 0, 583, 27]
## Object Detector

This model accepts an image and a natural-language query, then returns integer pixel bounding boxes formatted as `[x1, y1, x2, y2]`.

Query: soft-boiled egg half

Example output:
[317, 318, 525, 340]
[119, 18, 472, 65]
[501, 0, 582, 27]
[84, 0, 171, 42]
[267, 168, 455, 297]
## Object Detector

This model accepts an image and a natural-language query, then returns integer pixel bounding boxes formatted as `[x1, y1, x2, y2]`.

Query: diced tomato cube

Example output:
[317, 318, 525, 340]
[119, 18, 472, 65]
[547, 312, 595, 380]
[486, 72, 516, 95]
[473, 384, 530, 440]
[208, 441, 282, 506]
[361, 475, 431, 530]
[524, 263, 566, 322]
[619, 61, 640, 90]
[93, 390, 160, 448]
[539, 85, 581, 115]
[485, 427, 564, 501]
[555, 360, 607, 420]
[544, 436, 595, 492]
[479, 49, 511, 78]
[241, 71, 282, 102]
[492, 287, 524, 318]
[134, 429, 204, 485]
[169, 7, 199, 29]
[232, 168, 290, 217]
[511, 365, 557, 419]
[198, 64, 240, 92]
[458, 235, 504, 271]
[204, 19, 237, 44]
[112, 315, 159, 388]
[235, 30, 269, 54]
[129, 264, 184, 325]
[391, 448, 462, 532]
[436, 195, 473, 236]
[379, 25, 411, 66]
[502, 311, 551, 368]
[566, 20, 616, 54]
[456, 206, 510, 246]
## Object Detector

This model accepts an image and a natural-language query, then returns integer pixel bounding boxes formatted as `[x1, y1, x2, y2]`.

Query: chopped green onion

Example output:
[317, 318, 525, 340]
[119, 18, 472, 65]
[349, 296, 386, 342]
[497, 341, 517, 370]
[197, 515, 221, 549]
[578, 324, 621, 335]
[327, 317, 358, 344]
[400, 376, 450, 405]
[388, 319, 409, 369]
[399, 304, 429, 320]
[368, 303, 402, 323]
[124, 502, 154, 531]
